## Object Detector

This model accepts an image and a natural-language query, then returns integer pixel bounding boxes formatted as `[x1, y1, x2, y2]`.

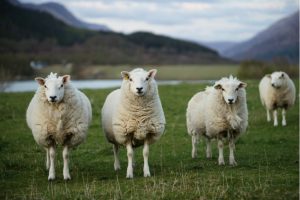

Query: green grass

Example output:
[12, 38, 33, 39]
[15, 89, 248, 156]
[0, 80, 298, 199]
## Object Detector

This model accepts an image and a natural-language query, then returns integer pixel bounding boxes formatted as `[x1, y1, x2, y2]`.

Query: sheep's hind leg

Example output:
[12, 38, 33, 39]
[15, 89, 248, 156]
[45, 148, 50, 170]
[143, 141, 151, 177]
[63, 146, 71, 180]
[126, 142, 134, 178]
[191, 134, 199, 158]
[229, 136, 237, 166]
[113, 144, 121, 170]
[48, 146, 56, 181]
[267, 109, 271, 122]
[282, 108, 287, 126]
[206, 137, 212, 159]
[273, 110, 278, 126]
[218, 139, 225, 165]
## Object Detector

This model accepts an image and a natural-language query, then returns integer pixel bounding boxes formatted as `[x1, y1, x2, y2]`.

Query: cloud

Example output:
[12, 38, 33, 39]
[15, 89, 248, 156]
[19, 0, 299, 42]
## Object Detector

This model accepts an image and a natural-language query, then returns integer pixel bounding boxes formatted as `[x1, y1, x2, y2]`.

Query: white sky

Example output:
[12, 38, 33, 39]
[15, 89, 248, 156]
[20, 0, 299, 42]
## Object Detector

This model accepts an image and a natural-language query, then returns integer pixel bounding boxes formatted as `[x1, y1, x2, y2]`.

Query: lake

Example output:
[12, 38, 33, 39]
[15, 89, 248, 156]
[2, 79, 200, 92]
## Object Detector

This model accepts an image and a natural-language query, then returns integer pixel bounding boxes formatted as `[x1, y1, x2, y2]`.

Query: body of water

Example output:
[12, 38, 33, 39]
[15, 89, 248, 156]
[3, 79, 188, 92]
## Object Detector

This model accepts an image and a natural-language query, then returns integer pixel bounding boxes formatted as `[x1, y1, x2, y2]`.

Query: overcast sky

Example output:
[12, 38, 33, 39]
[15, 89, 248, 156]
[20, 0, 299, 42]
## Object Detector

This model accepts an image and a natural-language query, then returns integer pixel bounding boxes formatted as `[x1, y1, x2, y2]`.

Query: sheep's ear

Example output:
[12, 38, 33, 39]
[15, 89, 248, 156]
[35, 77, 45, 86]
[121, 71, 130, 80]
[239, 82, 247, 88]
[62, 75, 70, 84]
[214, 84, 222, 90]
[148, 69, 157, 78]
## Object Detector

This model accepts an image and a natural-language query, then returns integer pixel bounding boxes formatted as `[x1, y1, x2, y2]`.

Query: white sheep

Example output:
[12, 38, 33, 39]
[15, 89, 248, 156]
[259, 71, 296, 126]
[101, 68, 165, 178]
[186, 75, 248, 166]
[26, 72, 92, 180]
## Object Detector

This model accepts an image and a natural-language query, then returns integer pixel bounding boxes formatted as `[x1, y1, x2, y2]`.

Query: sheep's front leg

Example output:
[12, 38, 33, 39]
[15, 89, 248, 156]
[273, 110, 278, 126]
[63, 146, 71, 180]
[267, 109, 271, 122]
[143, 141, 151, 177]
[126, 142, 134, 178]
[48, 146, 56, 181]
[229, 138, 237, 166]
[113, 144, 121, 170]
[282, 108, 287, 126]
[191, 134, 199, 158]
[218, 139, 225, 165]
[206, 138, 212, 159]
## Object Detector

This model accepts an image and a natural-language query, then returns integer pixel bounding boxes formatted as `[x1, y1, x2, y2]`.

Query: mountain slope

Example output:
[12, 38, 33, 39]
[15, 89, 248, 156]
[0, 0, 230, 68]
[201, 41, 237, 55]
[9, 0, 110, 31]
[224, 11, 299, 63]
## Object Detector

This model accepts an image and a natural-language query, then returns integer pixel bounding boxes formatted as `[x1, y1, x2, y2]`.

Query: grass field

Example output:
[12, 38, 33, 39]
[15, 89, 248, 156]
[39, 64, 239, 80]
[0, 80, 298, 199]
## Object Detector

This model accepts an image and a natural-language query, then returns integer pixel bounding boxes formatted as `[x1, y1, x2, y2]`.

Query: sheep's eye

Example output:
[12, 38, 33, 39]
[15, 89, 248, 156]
[221, 88, 225, 91]
[235, 88, 239, 91]
[129, 78, 132, 82]
[60, 84, 63, 88]
[145, 77, 149, 81]
[44, 85, 47, 89]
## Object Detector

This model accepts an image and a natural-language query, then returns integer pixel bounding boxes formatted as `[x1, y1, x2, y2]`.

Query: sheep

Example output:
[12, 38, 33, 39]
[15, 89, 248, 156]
[186, 75, 248, 166]
[101, 68, 165, 178]
[259, 71, 296, 126]
[26, 72, 92, 180]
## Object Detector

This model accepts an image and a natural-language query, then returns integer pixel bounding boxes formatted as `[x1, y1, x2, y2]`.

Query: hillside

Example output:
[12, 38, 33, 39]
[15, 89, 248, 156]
[224, 11, 299, 64]
[0, 0, 231, 79]
[9, 0, 110, 31]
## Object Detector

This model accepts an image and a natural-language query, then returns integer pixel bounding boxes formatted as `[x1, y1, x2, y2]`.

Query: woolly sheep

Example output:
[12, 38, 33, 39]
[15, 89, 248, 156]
[26, 72, 92, 180]
[186, 75, 248, 166]
[259, 71, 296, 126]
[101, 68, 165, 178]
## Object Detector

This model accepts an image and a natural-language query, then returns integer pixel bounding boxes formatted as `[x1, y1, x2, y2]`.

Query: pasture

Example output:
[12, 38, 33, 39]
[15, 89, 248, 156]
[0, 80, 298, 199]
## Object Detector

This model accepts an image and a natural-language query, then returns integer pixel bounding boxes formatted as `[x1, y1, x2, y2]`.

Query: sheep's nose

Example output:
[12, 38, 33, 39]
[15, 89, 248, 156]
[50, 96, 57, 101]
[136, 87, 143, 93]
[228, 99, 234, 104]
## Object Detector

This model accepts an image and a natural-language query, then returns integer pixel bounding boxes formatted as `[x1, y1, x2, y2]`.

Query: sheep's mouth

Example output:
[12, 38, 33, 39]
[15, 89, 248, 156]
[136, 91, 145, 96]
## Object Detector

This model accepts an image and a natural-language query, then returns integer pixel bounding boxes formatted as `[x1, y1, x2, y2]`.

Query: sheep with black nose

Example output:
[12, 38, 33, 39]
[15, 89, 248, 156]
[259, 71, 296, 126]
[26, 72, 92, 180]
[186, 75, 248, 166]
[101, 68, 165, 178]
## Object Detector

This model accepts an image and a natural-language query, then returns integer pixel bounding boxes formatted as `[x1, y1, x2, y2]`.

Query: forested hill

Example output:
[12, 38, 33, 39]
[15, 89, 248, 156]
[0, 0, 231, 77]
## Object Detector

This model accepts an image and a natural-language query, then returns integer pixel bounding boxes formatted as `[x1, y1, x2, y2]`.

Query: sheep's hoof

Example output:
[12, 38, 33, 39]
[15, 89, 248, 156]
[144, 171, 151, 177]
[218, 159, 225, 166]
[282, 122, 287, 126]
[48, 175, 55, 181]
[64, 175, 71, 181]
[126, 174, 133, 179]
[230, 161, 237, 166]
[114, 163, 121, 171]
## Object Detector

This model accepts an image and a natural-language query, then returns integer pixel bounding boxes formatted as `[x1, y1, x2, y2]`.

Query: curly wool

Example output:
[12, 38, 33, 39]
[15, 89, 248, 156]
[187, 86, 248, 139]
[259, 73, 296, 110]
[26, 83, 92, 148]
[102, 77, 165, 147]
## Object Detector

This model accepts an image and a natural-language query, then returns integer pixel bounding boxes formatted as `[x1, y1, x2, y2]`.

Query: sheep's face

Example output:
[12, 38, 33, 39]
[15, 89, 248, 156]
[269, 72, 285, 89]
[214, 77, 246, 105]
[121, 68, 157, 96]
[35, 73, 70, 103]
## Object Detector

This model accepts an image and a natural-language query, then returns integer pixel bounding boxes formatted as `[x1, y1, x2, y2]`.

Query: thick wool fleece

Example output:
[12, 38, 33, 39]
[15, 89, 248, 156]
[102, 78, 165, 147]
[259, 74, 296, 110]
[187, 86, 248, 139]
[26, 83, 92, 148]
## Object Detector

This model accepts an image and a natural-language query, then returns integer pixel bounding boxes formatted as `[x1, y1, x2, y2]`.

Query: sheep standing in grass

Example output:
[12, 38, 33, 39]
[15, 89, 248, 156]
[186, 76, 248, 166]
[259, 71, 296, 126]
[101, 68, 165, 178]
[26, 72, 92, 180]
